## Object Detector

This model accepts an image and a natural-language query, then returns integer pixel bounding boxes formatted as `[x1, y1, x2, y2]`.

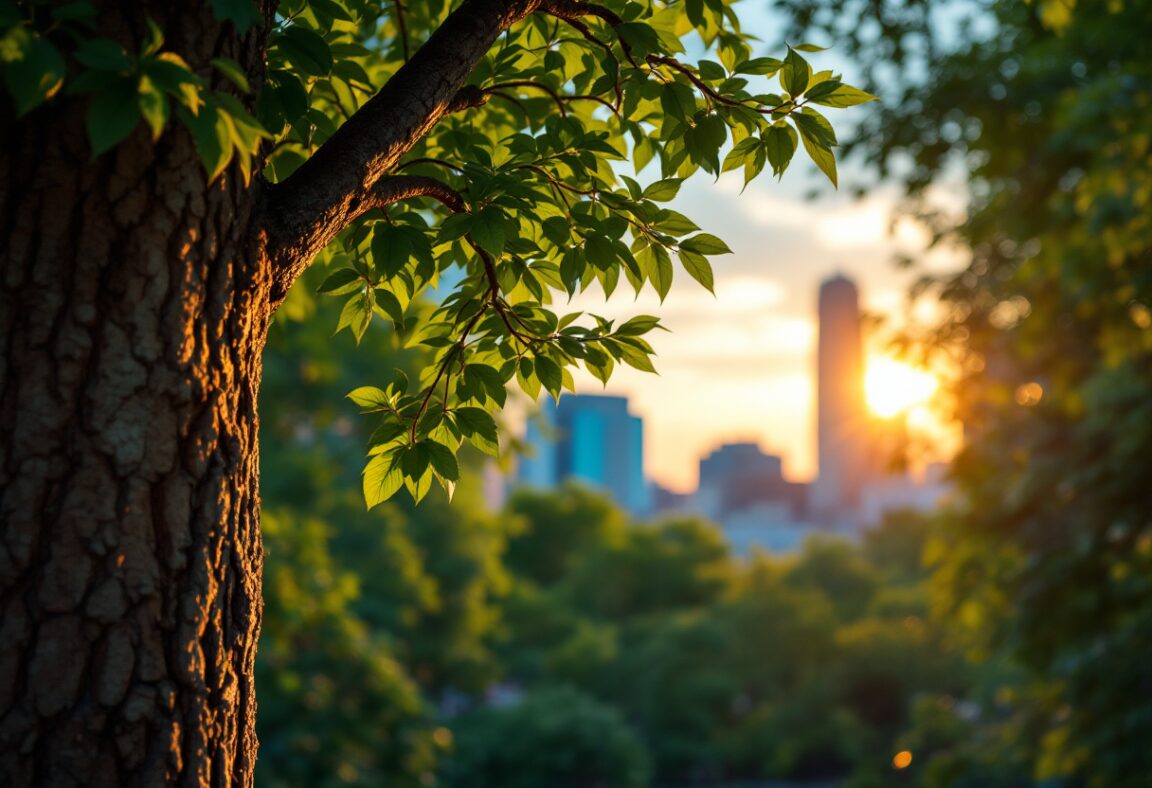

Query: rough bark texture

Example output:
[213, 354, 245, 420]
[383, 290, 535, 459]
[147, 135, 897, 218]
[0, 7, 269, 786]
[0, 0, 581, 783]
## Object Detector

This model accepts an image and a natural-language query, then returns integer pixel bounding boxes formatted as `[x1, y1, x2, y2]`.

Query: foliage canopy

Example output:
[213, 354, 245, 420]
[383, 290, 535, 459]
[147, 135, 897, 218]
[1, 0, 873, 506]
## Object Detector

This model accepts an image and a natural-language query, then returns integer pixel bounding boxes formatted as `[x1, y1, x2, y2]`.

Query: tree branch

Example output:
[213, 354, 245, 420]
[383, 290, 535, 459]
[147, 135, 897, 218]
[262, 0, 545, 307]
[541, 0, 622, 28]
[446, 84, 491, 113]
[358, 175, 466, 215]
[394, 0, 411, 61]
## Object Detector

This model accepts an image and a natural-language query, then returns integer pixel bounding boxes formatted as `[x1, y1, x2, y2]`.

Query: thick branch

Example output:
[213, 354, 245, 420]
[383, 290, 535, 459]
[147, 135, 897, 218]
[359, 175, 466, 215]
[262, 0, 545, 306]
[542, 0, 622, 27]
[446, 84, 491, 113]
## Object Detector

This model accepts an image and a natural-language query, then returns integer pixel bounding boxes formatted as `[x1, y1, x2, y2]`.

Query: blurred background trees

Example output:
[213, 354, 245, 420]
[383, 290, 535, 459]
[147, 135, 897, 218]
[252, 0, 1152, 785]
[254, 294, 973, 785]
[774, 0, 1152, 783]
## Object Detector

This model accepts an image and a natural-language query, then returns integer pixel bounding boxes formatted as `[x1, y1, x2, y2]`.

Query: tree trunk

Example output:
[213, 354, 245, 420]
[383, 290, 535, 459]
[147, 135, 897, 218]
[0, 8, 270, 786]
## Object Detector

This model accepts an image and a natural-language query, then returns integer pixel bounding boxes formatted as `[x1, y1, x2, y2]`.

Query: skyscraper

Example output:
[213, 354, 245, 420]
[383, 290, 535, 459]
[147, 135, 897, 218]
[517, 394, 650, 514]
[811, 274, 871, 521]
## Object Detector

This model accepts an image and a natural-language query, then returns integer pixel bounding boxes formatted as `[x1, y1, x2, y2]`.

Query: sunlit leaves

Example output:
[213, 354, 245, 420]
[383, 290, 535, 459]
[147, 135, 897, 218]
[233, 0, 865, 505]
[764, 124, 798, 177]
[781, 47, 811, 96]
[363, 454, 404, 509]
[805, 81, 876, 108]
[0, 6, 268, 177]
[1, 29, 64, 114]
[272, 25, 333, 77]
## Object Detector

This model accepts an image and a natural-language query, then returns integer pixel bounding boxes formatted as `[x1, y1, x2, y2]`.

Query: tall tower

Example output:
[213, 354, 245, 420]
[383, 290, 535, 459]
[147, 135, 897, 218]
[812, 274, 870, 521]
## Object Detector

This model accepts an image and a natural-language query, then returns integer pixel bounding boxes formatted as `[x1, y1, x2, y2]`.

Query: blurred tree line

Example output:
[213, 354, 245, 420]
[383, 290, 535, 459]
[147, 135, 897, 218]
[254, 298, 981, 787]
[772, 0, 1152, 784]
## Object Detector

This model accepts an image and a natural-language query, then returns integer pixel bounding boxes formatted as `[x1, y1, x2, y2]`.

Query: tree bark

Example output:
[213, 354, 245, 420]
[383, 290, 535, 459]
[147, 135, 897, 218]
[0, 7, 269, 786]
[0, 0, 571, 783]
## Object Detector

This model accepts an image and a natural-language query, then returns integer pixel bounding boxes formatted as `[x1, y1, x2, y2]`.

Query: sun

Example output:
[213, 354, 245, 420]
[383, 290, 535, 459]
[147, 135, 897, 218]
[865, 357, 939, 418]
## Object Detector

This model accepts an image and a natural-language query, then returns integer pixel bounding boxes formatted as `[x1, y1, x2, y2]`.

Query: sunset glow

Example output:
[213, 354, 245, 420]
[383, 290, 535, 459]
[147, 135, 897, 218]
[865, 358, 939, 418]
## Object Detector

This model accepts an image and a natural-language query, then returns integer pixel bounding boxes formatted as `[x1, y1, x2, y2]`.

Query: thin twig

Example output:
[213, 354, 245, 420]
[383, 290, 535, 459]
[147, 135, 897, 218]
[486, 80, 568, 117]
[394, 0, 410, 62]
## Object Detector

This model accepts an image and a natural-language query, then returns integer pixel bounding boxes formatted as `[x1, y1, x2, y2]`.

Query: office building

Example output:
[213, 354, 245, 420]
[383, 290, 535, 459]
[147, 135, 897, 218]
[811, 274, 873, 523]
[517, 394, 650, 514]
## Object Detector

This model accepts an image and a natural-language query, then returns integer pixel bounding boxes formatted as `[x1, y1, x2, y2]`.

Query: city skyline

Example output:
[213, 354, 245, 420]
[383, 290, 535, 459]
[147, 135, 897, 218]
[521, 273, 948, 519]
[562, 218, 957, 492]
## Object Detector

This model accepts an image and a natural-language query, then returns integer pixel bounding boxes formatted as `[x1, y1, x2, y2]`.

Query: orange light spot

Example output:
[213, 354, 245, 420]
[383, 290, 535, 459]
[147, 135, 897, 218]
[1015, 382, 1043, 406]
[893, 750, 913, 769]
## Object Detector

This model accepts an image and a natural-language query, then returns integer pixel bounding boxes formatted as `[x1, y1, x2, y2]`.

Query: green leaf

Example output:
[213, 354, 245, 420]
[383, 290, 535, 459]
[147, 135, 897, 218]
[736, 57, 783, 76]
[764, 124, 798, 176]
[347, 386, 391, 410]
[179, 100, 233, 180]
[584, 235, 615, 270]
[678, 248, 714, 292]
[369, 419, 406, 449]
[374, 289, 405, 325]
[2, 31, 66, 115]
[455, 407, 499, 455]
[615, 340, 658, 373]
[275, 25, 333, 76]
[642, 178, 683, 202]
[210, 57, 251, 92]
[136, 75, 169, 140]
[680, 233, 733, 255]
[517, 357, 541, 400]
[616, 22, 662, 57]
[807, 84, 878, 108]
[141, 18, 164, 57]
[534, 355, 563, 398]
[363, 453, 404, 508]
[781, 47, 810, 96]
[798, 127, 837, 187]
[616, 315, 664, 336]
[426, 440, 460, 482]
[400, 442, 431, 479]
[722, 136, 760, 173]
[337, 291, 374, 343]
[87, 81, 142, 156]
[794, 43, 827, 52]
[371, 224, 413, 277]
[471, 206, 506, 257]
[649, 244, 673, 302]
[793, 108, 837, 147]
[210, 0, 263, 33]
[142, 54, 202, 111]
[318, 267, 361, 294]
[465, 364, 507, 407]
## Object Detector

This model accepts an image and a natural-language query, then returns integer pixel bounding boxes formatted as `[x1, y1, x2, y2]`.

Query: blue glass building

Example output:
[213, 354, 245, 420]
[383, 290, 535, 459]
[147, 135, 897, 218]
[517, 394, 650, 515]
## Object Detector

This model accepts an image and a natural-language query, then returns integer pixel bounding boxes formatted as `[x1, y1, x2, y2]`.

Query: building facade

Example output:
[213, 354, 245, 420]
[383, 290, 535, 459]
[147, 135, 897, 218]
[811, 274, 873, 523]
[517, 394, 650, 515]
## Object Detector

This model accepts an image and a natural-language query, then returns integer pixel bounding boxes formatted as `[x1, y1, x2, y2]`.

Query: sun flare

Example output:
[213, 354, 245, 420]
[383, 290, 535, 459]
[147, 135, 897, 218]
[865, 358, 939, 418]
